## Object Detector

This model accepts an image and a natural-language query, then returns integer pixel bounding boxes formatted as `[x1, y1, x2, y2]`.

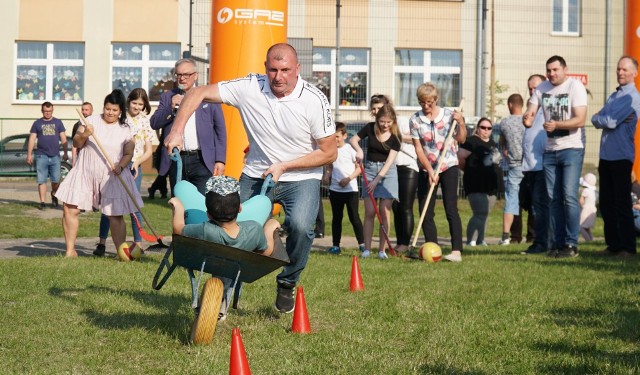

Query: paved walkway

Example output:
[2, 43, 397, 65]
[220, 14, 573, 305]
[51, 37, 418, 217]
[0, 178, 501, 259]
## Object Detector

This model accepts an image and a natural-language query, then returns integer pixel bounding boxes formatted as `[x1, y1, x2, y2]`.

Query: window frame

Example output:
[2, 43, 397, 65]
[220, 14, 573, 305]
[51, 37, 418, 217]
[312, 47, 371, 110]
[551, 0, 581, 36]
[110, 43, 180, 103]
[14, 41, 85, 105]
[393, 49, 462, 110]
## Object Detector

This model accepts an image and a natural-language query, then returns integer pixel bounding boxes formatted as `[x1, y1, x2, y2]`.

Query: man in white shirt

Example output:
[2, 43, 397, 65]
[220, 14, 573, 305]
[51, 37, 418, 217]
[165, 43, 337, 314]
[523, 56, 588, 258]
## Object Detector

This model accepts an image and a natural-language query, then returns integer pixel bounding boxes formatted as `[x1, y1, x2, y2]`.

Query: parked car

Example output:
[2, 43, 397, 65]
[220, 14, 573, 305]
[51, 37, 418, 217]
[0, 134, 72, 178]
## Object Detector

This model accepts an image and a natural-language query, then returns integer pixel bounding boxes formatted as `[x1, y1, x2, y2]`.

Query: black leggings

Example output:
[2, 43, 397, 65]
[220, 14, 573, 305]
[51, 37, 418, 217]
[392, 166, 419, 246]
[329, 190, 364, 246]
[417, 167, 464, 251]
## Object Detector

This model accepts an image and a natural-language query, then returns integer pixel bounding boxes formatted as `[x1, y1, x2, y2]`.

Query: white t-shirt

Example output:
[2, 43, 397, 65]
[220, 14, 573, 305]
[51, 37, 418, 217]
[530, 78, 587, 151]
[395, 115, 419, 172]
[219, 74, 335, 181]
[330, 143, 359, 193]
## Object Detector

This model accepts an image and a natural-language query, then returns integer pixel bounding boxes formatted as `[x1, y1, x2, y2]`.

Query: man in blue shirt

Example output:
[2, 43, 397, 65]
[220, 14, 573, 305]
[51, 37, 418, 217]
[27, 102, 68, 210]
[592, 55, 640, 257]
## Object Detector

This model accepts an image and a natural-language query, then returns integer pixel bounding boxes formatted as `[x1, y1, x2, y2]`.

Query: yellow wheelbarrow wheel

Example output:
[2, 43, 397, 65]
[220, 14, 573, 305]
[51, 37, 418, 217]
[191, 277, 224, 345]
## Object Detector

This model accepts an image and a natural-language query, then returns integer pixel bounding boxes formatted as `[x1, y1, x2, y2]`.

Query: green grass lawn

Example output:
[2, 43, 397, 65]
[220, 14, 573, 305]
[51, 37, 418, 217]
[0, 196, 636, 374]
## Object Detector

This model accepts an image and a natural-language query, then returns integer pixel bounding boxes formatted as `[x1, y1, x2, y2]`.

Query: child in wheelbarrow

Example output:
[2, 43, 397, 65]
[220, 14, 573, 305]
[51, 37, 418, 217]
[168, 175, 281, 321]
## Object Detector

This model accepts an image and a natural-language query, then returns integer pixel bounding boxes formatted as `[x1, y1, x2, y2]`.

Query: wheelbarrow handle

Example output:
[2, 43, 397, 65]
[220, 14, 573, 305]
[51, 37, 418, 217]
[152, 243, 178, 290]
[169, 147, 183, 183]
[261, 174, 275, 195]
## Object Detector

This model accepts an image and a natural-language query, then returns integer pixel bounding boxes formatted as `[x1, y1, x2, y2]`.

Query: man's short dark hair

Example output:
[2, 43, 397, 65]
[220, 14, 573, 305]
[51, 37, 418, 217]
[546, 55, 567, 68]
[41, 101, 53, 110]
[205, 191, 241, 223]
[507, 93, 524, 108]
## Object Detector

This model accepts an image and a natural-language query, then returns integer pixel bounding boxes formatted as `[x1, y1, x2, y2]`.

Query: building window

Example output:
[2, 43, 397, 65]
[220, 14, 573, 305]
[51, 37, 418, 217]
[394, 49, 462, 109]
[15, 42, 85, 103]
[552, 0, 580, 36]
[111, 43, 180, 102]
[311, 47, 369, 109]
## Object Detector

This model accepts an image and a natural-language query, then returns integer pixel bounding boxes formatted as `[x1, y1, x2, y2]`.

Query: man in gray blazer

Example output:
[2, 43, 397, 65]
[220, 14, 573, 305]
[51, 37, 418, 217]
[151, 58, 226, 196]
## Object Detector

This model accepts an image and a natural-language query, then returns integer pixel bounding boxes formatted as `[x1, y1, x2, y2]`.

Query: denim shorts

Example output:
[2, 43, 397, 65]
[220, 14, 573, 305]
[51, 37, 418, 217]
[504, 166, 524, 214]
[362, 161, 398, 200]
[35, 154, 61, 184]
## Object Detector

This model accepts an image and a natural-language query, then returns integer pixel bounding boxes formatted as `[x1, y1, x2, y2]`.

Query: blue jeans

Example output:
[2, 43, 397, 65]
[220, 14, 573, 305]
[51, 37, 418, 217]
[239, 174, 320, 286]
[168, 152, 211, 196]
[504, 166, 523, 215]
[35, 154, 61, 184]
[525, 170, 550, 249]
[543, 148, 584, 249]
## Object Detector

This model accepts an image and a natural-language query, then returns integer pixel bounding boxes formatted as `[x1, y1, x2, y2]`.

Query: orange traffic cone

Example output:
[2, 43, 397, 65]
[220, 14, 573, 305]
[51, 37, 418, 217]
[291, 286, 311, 334]
[350, 256, 364, 292]
[229, 328, 251, 375]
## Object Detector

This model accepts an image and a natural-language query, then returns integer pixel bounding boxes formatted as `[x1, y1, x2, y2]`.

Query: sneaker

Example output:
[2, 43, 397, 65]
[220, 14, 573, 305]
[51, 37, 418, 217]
[358, 244, 366, 252]
[217, 312, 227, 322]
[546, 249, 559, 258]
[556, 245, 579, 258]
[360, 249, 371, 258]
[147, 187, 155, 200]
[444, 252, 462, 262]
[314, 232, 324, 239]
[467, 241, 476, 247]
[39, 202, 46, 210]
[499, 238, 511, 246]
[328, 246, 341, 255]
[51, 195, 59, 208]
[521, 244, 547, 255]
[479, 241, 488, 246]
[378, 251, 388, 260]
[275, 283, 295, 314]
[93, 244, 106, 257]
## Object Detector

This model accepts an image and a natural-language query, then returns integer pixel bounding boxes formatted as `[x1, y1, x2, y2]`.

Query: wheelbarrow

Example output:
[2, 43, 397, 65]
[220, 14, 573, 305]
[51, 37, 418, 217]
[152, 149, 289, 345]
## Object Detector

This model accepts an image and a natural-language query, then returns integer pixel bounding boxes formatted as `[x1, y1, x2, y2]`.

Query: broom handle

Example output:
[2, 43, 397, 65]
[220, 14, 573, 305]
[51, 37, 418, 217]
[75, 109, 162, 239]
[410, 100, 464, 249]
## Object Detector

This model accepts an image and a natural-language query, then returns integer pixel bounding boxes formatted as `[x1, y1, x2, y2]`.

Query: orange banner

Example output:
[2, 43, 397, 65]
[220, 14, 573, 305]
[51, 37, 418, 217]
[625, 0, 640, 179]
[210, 1, 288, 179]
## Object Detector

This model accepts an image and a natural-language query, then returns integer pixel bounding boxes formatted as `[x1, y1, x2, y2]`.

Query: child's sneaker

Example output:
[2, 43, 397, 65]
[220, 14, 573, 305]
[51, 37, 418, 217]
[499, 238, 511, 245]
[328, 246, 341, 255]
[444, 252, 462, 262]
[378, 251, 388, 260]
[360, 249, 371, 258]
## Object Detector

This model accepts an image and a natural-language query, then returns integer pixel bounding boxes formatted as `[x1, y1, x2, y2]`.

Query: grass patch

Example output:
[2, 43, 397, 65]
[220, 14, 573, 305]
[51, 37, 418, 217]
[0, 244, 638, 373]
[0, 195, 631, 373]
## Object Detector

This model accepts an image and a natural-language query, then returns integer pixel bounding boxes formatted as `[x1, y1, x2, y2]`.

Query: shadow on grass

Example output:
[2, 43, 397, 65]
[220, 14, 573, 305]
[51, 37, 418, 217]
[417, 363, 487, 375]
[493, 250, 639, 274]
[532, 341, 640, 373]
[49, 284, 194, 344]
[3, 240, 94, 257]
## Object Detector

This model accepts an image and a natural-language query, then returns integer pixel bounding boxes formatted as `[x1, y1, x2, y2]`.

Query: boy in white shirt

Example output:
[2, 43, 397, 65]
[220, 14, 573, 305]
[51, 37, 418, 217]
[327, 122, 365, 254]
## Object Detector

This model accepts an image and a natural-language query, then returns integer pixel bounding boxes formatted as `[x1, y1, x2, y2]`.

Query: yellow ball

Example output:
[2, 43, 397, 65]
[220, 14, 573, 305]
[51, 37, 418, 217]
[419, 242, 442, 263]
[117, 242, 142, 261]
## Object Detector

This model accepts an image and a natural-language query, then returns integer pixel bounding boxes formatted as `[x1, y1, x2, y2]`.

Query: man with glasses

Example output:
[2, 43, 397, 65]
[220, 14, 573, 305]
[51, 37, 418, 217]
[151, 58, 226, 195]
[27, 102, 68, 210]
[164, 43, 336, 314]
[523, 56, 588, 258]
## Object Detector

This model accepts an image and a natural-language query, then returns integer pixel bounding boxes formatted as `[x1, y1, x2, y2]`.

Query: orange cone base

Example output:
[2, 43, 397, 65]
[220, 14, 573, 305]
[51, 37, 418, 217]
[229, 328, 251, 375]
[291, 286, 311, 334]
[350, 256, 364, 292]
